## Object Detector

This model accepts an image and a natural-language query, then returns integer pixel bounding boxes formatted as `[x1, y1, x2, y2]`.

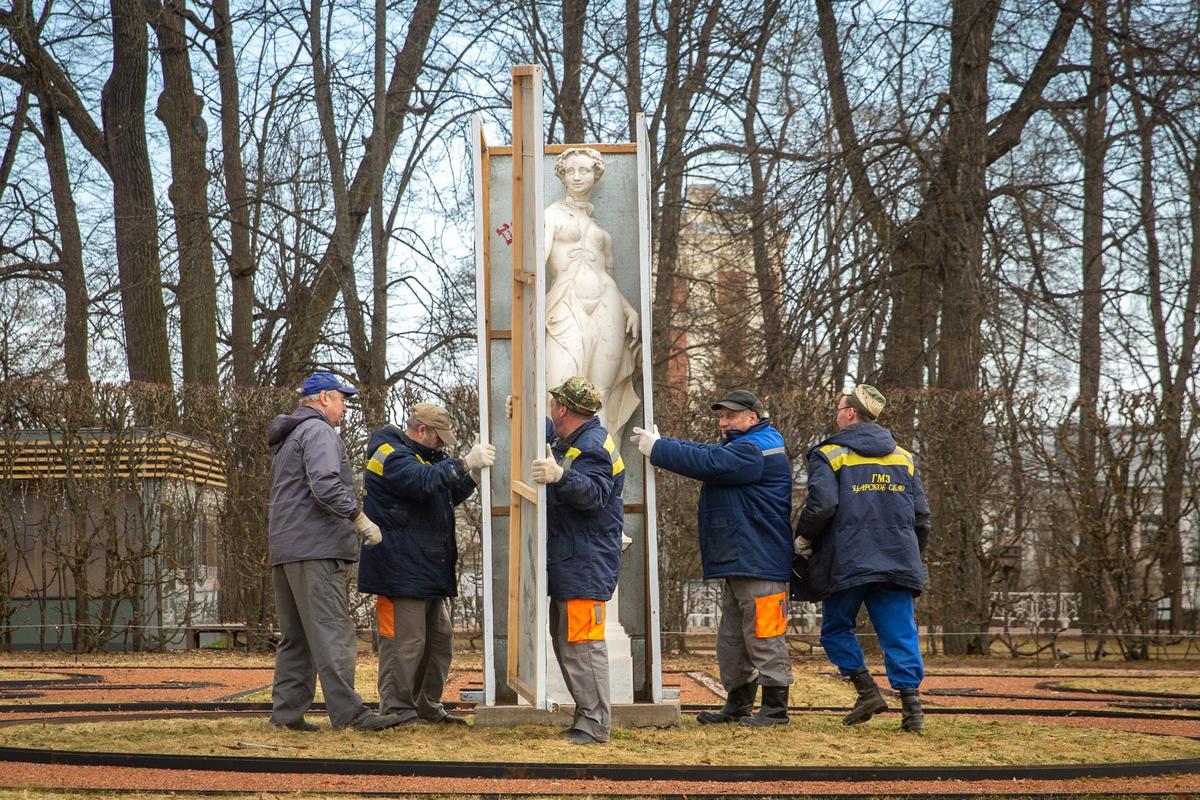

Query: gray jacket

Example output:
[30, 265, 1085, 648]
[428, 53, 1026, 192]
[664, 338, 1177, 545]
[267, 406, 360, 566]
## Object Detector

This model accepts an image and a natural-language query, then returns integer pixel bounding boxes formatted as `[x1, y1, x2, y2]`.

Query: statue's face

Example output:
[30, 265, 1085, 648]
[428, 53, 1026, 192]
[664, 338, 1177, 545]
[560, 153, 597, 196]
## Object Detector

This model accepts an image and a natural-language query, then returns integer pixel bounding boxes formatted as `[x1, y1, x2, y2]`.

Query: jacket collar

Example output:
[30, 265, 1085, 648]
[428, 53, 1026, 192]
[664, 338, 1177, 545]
[397, 428, 446, 463]
[556, 415, 601, 449]
[724, 418, 770, 443]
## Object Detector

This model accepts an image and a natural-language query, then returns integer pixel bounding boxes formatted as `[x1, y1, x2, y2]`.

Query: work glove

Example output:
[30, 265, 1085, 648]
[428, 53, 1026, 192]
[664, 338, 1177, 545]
[629, 425, 660, 457]
[505, 395, 513, 419]
[531, 443, 564, 484]
[621, 532, 633, 552]
[355, 512, 382, 547]
[464, 441, 496, 471]
[794, 536, 813, 558]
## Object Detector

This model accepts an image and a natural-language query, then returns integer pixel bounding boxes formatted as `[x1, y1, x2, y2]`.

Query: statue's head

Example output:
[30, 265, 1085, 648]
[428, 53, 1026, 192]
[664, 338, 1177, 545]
[554, 147, 605, 183]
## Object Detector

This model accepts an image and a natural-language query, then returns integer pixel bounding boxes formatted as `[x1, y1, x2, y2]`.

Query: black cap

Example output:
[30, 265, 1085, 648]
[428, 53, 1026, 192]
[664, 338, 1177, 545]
[710, 389, 766, 417]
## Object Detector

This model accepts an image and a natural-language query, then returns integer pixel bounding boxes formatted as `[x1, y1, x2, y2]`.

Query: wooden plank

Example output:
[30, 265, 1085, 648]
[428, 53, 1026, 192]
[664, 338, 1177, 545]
[488, 329, 512, 340]
[637, 112, 664, 704]
[472, 115, 496, 707]
[510, 479, 538, 504]
[489, 143, 638, 155]
[506, 67, 526, 696]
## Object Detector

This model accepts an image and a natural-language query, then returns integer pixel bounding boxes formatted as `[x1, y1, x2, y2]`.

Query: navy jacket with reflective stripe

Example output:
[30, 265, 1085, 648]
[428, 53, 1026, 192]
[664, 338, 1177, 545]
[795, 422, 931, 598]
[650, 419, 793, 581]
[545, 416, 626, 601]
[357, 425, 477, 598]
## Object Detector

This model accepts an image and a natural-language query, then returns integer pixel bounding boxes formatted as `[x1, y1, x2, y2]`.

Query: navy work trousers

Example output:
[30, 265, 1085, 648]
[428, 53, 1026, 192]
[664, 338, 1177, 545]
[820, 582, 923, 690]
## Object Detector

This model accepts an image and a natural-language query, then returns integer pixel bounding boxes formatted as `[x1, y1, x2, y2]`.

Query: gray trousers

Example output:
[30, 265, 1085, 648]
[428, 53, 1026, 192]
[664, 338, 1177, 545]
[716, 577, 793, 689]
[549, 598, 611, 741]
[271, 559, 373, 729]
[377, 596, 454, 722]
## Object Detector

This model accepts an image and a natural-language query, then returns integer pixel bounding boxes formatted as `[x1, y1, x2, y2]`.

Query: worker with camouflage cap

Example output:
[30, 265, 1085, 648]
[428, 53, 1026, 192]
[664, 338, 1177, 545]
[794, 383, 932, 733]
[527, 375, 625, 744]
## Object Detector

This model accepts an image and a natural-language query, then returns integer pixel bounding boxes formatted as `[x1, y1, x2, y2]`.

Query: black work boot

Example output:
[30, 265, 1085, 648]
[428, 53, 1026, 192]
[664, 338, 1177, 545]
[739, 685, 789, 727]
[697, 682, 757, 724]
[842, 668, 888, 725]
[899, 688, 924, 733]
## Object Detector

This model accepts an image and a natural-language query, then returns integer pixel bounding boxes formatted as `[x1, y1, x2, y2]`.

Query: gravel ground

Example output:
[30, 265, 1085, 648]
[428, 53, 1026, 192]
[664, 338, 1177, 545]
[1, 659, 1198, 796]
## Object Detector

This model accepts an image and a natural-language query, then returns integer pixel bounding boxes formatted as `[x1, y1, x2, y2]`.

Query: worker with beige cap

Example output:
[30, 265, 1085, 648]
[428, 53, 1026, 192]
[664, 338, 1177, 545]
[794, 383, 932, 733]
[357, 402, 496, 724]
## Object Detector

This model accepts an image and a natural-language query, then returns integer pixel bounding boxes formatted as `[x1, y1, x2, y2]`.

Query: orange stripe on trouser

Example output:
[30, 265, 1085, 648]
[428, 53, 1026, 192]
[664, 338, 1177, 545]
[377, 596, 394, 638]
[754, 591, 787, 638]
[566, 599, 605, 643]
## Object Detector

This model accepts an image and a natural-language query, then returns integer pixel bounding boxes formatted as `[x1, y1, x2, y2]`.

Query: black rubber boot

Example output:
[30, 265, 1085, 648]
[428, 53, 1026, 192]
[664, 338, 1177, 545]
[739, 685, 789, 727]
[899, 688, 924, 733]
[697, 682, 757, 724]
[842, 668, 888, 725]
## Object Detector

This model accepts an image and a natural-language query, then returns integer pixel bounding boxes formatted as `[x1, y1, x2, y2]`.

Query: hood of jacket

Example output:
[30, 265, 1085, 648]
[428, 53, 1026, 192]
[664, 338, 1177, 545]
[267, 406, 328, 453]
[823, 422, 897, 458]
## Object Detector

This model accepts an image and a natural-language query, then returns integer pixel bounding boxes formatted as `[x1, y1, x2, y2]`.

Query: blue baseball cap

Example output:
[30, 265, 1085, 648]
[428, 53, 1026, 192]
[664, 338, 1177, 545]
[301, 371, 359, 396]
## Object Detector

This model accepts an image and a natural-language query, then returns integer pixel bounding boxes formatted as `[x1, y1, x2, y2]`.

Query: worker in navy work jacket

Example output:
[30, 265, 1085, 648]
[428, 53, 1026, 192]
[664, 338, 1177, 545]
[357, 402, 496, 725]
[794, 384, 932, 733]
[526, 376, 625, 745]
[631, 389, 794, 727]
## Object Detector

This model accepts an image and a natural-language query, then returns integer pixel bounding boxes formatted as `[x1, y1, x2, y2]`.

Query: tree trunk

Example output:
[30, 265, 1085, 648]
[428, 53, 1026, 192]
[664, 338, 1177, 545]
[1075, 0, 1110, 637]
[367, 0, 388, 426]
[741, 0, 786, 388]
[101, 0, 172, 386]
[649, 0, 722, 406]
[273, 0, 441, 386]
[37, 90, 90, 383]
[212, 0, 256, 385]
[623, 0, 640, 143]
[150, 0, 219, 388]
[559, 0, 587, 143]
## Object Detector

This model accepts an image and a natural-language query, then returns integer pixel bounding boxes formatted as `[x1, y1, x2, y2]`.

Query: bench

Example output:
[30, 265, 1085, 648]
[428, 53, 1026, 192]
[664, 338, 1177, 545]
[185, 623, 252, 653]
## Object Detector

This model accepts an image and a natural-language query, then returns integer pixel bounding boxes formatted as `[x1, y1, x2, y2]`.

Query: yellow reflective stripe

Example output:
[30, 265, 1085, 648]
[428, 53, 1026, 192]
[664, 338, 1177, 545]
[566, 447, 582, 460]
[366, 442, 401, 475]
[603, 436, 615, 453]
[612, 455, 624, 476]
[820, 444, 849, 459]
[827, 450, 914, 476]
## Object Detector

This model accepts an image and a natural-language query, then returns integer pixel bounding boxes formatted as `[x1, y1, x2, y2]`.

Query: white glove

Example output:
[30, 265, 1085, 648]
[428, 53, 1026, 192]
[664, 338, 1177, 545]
[531, 443, 564, 484]
[504, 395, 513, 419]
[464, 441, 496, 471]
[355, 512, 382, 546]
[630, 425, 660, 457]
[794, 536, 813, 558]
[621, 532, 633, 552]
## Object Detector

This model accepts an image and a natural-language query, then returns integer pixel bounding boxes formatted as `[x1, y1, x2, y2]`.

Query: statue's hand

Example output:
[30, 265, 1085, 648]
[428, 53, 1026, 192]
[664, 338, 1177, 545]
[624, 306, 640, 343]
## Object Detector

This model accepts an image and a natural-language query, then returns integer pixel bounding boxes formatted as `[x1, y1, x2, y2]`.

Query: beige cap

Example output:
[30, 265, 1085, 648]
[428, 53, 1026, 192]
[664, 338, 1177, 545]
[843, 384, 886, 420]
[410, 402, 457, 446]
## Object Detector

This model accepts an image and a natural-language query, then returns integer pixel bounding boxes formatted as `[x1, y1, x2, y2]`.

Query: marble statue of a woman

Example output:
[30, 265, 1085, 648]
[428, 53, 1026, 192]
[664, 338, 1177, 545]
[544, 147, 640, 443]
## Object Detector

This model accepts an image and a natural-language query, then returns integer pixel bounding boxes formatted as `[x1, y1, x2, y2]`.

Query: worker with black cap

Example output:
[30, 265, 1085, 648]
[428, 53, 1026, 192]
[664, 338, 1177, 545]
[630, 389, 793, 727]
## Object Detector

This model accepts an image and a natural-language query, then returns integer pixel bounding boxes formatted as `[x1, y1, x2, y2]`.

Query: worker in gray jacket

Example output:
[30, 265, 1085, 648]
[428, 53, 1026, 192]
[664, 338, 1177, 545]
[266, 371, 401, 732]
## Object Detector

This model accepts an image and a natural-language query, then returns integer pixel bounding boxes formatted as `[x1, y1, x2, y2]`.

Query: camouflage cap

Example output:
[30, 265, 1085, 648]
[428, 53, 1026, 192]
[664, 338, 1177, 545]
[844, 384, 886, 420]
[549, 376, 602, 416]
